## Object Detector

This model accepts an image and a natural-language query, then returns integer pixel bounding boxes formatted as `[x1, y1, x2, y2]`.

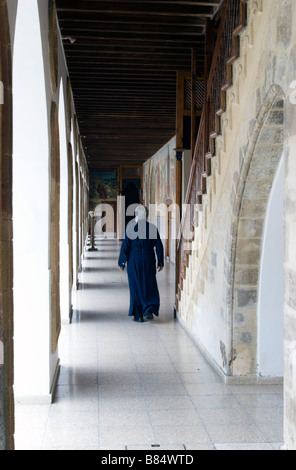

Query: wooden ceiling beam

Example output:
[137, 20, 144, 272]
[78, 108, 176, 114]
[58, 14, 206, 28]
[70, 70, 177, 78]
[63, 36, 204, 48]
[82, 116, 175, 122]
[57, 0, 221, 5]
[55, 0, 219, 172]
[87, 153, 169, 159]
[67, 61, 192, 70]
[65, 52, 193, 62]
[74, 93, 176, 100]
[70, 80, 177, 89]
[71, 82, 177, 89]
[62, 37, 204, 48]
[59, 22, 204, 35]
[77, 110, 176, 116]
[83, 129, 175, 136]
[63, 44, 198, 54]
[87, 148, 173, 154]
[67, 62, 199, 72]
[74, 90, 177, 97]
[77, 95, 175, 104]
[78, 115, 175, 121]
[66, 54, 192, 64]
[56, 1, 217, 17]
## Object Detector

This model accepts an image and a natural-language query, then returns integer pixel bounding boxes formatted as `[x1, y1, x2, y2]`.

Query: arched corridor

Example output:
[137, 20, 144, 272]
[2, 0, 296, 451]
[15, 238, 283, 450]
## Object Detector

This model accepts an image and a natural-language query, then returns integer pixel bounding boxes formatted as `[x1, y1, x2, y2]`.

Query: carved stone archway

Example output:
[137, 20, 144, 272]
[230, 85, 284, 379]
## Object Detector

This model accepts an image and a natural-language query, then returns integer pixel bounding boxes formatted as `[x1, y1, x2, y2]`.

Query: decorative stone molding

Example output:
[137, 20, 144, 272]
[234, 53, 246, 81]
[244, 19, 254, 48]
[250, 0, 263, 15]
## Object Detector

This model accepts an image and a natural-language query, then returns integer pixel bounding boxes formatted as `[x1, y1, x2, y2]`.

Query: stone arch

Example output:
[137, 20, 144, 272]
[230, 85, 284, 379]
[0, 0, 14, 451]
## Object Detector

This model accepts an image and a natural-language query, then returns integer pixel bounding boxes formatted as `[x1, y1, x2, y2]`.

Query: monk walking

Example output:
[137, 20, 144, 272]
[118, 205, 164, 322]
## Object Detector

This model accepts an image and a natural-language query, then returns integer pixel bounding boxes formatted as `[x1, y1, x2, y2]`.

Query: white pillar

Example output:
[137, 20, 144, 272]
[13, 0, 58, 403]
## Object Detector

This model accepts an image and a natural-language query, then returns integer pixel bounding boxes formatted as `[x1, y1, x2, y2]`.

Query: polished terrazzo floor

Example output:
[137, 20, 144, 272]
[15, 239, 284, 450]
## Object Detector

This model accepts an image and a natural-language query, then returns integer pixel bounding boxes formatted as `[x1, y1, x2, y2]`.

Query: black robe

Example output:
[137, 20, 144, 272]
[118, 220, 164, 317]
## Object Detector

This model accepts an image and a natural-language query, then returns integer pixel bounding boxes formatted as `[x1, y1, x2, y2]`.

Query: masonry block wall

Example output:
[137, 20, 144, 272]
[173, 0, 296, 449]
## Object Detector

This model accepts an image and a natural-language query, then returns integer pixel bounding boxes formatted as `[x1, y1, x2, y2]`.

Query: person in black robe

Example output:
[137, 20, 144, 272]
[118, 205, 164, 322]
[120, 182, 140, 228]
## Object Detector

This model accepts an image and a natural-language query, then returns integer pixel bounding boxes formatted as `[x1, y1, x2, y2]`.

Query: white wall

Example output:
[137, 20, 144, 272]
[12, 0, 88, 403]
[258, 156, 284, 378]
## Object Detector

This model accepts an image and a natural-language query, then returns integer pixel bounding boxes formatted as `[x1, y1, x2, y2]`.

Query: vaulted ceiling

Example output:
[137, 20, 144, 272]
[55, 0, 223, 172]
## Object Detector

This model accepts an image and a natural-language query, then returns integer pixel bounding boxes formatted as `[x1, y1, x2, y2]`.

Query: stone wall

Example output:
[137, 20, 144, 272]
[231, 92, 284, 377]
[177, 0, 296, 448]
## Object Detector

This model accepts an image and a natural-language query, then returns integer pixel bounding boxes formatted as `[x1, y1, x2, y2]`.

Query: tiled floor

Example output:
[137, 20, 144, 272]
[15, 239, 284, 450]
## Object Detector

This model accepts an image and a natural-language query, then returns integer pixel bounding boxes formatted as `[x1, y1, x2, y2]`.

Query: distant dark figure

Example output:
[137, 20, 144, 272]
[118, 206, 164, 323]
[96, 182, 107, 199]
[121, 182, 140, 228]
